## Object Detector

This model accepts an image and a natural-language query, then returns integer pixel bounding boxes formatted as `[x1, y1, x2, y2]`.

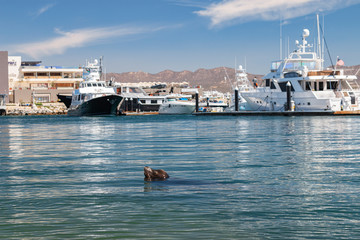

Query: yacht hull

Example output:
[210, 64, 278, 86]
[241, 91, 338, 111]
[68, 95, 123, 116]
[57, 94, 72, 108]
[159, 102, 195, 114]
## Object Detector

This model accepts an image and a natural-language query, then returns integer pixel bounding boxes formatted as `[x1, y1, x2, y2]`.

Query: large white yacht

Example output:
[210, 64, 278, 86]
[67, 59, 122, 116]
[241, 26, 359, 112]
[159, 94, 195, 114]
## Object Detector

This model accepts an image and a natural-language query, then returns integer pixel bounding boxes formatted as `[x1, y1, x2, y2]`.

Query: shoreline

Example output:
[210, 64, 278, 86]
[5, 103, 67, 116]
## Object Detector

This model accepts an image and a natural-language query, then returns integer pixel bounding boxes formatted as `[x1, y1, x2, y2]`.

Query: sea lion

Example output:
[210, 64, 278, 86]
[144, 166, 169, 181]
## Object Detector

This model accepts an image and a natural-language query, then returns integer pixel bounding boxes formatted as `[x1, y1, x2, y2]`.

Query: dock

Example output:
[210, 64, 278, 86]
[193, 110, 360, 116]
[120, 111, 159, 116]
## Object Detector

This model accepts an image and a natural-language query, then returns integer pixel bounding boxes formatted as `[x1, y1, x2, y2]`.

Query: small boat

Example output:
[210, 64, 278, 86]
[159, 94, 195, 114]
[67, 58, 122, 116]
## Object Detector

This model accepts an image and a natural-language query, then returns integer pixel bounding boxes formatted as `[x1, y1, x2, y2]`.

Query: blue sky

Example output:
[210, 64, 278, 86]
[1, 0, 359, 74]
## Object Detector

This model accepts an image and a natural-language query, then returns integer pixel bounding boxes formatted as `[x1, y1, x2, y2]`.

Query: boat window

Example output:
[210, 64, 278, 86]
[314, 82, 317, 91]
[278, 82, 295, 92]
[81, 94, 85, 100]
[92, 83, 97, 87]
[284, 72, 301, 78]
[327, 81, 338, 90]
[349, 92, 356, 104]
[305, 81, 312, 90]
[140, 100, 146, 104]
[129, 87, 143, 93]
[270, 81, 276, 89]
[271, 61, 281, 72]
[151, 100, 157, 104]
[97, 83, 102, 87]
[284, 60, 318, 71]
[292, 53, 314, 59]
[87, 83, 92, 87]
[319, 82, 324, 91]
[265, 79, 270, 87]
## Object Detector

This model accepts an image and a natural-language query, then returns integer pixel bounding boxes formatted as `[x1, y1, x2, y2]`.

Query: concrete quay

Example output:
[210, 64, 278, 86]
[5, 103, 67, 116]
[193, 110, 360, 116]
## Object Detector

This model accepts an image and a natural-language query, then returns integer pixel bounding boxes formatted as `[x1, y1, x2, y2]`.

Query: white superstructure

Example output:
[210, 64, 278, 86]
[241, 26, 359, 112]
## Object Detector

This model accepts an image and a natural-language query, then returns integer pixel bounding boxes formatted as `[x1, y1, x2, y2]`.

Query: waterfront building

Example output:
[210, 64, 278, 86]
[0, 51, 9, 103]
[8, 56, 83, 104]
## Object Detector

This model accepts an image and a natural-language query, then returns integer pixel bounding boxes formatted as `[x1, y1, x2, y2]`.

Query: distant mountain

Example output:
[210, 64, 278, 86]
[106, 65, 360, 93]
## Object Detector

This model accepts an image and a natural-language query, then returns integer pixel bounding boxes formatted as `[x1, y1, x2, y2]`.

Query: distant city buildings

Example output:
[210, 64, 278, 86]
[2, 53, 84, 104]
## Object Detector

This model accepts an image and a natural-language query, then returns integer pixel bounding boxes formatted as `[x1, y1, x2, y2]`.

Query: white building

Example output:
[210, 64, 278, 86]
[8, 56, 84, 103]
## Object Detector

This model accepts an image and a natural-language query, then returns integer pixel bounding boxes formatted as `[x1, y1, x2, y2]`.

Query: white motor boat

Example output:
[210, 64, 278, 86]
[241, 20, 359, 112]
[67, 58, 122, 116]
[159, 94, 195, 114]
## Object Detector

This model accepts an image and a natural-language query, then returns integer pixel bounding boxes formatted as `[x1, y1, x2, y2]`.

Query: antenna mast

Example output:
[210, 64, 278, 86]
[280, 18, 282, 59]
[316, 14, 322, 67]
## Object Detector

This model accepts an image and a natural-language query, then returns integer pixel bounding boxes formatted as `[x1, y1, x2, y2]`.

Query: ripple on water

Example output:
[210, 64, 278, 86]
[0, 115, 360, 239]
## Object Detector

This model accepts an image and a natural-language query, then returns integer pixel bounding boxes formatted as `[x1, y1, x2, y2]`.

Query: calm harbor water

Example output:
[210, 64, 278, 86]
[0, 115, 359, 239]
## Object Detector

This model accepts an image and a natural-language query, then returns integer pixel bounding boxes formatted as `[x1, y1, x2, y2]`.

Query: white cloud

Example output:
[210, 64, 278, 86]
[33, 3, 55, 17]
[11, 26, 162, 59]
[196, 0, 360, 27]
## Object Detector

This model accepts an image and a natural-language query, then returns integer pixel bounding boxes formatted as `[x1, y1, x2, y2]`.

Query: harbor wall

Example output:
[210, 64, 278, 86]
[0, 51, 8, 102]
[13, 89, 73, 103]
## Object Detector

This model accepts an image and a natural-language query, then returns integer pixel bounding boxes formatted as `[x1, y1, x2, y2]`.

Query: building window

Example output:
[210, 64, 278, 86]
[34, 94, 50, 103]
[37, 72, 49, 77]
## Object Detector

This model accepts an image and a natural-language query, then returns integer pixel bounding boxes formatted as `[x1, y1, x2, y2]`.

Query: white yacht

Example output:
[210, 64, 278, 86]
[225, 65, 253, 111]
[159, 94, 195, 114]
[67, 59, 122, 116]
[114, 84, 164, 112]
[241, 26, 360, 112]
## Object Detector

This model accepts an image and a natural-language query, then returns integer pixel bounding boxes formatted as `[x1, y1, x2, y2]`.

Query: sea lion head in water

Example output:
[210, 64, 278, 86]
[144, 166, 169, 181]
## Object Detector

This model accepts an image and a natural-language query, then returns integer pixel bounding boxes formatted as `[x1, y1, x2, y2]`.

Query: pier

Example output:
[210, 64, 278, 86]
[193, 110, 360, 116]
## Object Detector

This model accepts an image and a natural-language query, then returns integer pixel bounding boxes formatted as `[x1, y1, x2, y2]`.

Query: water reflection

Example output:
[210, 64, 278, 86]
[1, 115, 360, 239]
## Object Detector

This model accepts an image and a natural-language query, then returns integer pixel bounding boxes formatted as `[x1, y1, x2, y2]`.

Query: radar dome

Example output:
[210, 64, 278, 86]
[303, 29, 310, 38]
[238, 65, 243, 70]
